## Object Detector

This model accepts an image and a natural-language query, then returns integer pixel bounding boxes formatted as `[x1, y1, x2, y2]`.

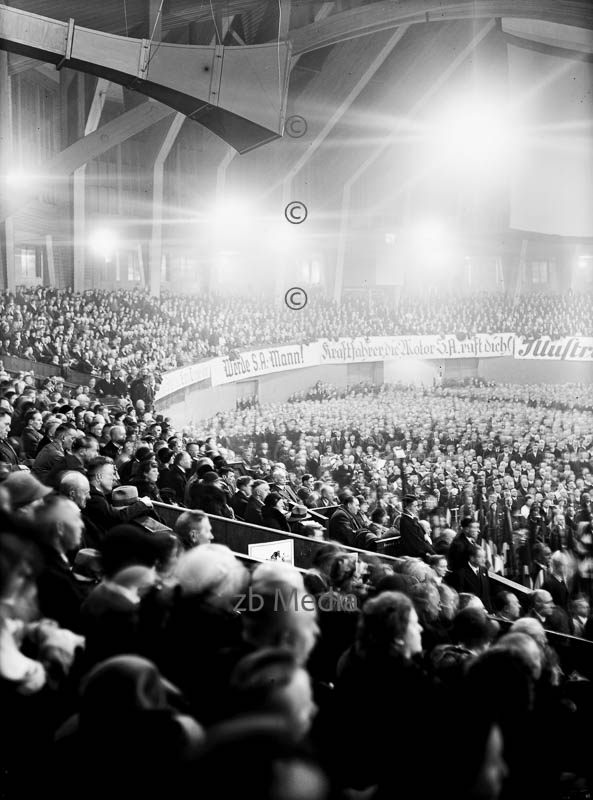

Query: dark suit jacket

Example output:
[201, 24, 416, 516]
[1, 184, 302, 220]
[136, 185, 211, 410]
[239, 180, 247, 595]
[448, 533, 475, 572]
[229, 491, 249, 520]
[328, 507, 361, 548]
[20, 427, 42, 461]
[543, 574, 570, 610]
[269, 483, 299, 506]
[82, 487, 149, 548]
[45, 453, 86, 488]
[399, 514, 435, 558]
[262, 506, 291, 532]
[0, 439, 20, 468]
[79, 583, 139, 670]
[36, 547, 90, 633]
[158, 465, 187, 506]
[451, 565, 492, 612]
[244, 497, 264, 526]
[101, 441, 123, 461]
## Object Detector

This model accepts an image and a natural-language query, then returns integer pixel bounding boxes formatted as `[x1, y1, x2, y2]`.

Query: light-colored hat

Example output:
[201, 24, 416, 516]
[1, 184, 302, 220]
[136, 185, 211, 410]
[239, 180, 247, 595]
[112, 485, 140, 506]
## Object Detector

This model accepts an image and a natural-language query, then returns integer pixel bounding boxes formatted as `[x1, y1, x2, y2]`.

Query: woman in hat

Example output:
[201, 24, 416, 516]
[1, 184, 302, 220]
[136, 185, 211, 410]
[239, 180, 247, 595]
[286, 504, 314, 536]
[262, 492, 290, 533]
[130, 459, 163, 504]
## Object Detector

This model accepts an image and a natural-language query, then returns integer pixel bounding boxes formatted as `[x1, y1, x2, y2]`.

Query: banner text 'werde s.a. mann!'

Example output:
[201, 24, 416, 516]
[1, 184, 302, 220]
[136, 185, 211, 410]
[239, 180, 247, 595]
[210, 343, 308, 386]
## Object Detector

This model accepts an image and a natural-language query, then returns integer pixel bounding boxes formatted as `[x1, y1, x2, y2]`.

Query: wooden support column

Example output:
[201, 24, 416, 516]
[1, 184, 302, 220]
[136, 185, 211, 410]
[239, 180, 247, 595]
[45, 234, 56, 286]
[0, 51, 15, 292]
[72, 77, 110, 292]
[0, 218, 15, 293]
[149, 113, 185, 297]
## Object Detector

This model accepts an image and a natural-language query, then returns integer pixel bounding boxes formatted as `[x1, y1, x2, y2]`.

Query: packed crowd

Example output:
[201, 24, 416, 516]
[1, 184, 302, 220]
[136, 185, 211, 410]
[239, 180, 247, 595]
[0, 358, 593, 800]
[0, 366, 593, 800]
[2, 356, 593, 797]
[1, 288, 592, 385]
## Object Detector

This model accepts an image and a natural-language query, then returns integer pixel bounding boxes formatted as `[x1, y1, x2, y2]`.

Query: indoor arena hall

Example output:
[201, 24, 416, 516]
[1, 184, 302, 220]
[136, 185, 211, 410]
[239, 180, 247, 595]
[1, 1, 593, 798]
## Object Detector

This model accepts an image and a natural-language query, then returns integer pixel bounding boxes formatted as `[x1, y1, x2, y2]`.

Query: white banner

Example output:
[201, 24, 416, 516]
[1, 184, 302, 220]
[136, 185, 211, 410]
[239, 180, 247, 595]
[515, 336, 593, 361]
[157, 333, 519, 398]
[156, 361, 211, 399]
[210, 343, 312, 386]
[318, 333, 516, 363]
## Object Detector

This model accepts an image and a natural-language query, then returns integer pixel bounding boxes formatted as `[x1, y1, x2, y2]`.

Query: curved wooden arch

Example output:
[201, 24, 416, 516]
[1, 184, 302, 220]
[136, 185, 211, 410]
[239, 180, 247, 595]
[289, 0, 593, 55]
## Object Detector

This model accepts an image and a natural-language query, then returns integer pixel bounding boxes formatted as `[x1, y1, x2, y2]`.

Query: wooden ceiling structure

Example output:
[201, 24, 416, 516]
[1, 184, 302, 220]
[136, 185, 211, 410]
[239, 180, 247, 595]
[1, 0, 592, 294]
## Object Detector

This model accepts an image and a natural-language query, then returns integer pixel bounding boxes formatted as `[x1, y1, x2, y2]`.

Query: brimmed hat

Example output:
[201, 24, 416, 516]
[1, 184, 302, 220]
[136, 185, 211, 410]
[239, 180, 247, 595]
[286, 505, 308, 521]
[112, 485, 140, 506]
[73, 548, 103, 582]
[3, 472, 52, 509]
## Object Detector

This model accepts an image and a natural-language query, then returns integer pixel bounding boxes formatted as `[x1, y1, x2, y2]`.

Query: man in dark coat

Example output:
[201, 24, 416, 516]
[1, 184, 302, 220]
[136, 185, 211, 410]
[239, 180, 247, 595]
[449, 544, 493, 612]
[399, 494, 435, 558]
[35, 496, 90, 633]
[110, 368, 129, 398]
[543, 551, 570, 611]
[243, 480, 270, 526]
[448, 516, 480, 572]
[101, 425, 127, 461]
[95, 368, 117, 398]
[159, 451, 191, 505]
[0, 410, 20, 469]
[187, 471, 234, 518]
[82, 457, 153, 548]
[229, 476, 253, 520]
[268, 466, 299, 506]
[328, 492, 361, 548]
[20, 409, 44, 461]
[129, 373, 155, 409]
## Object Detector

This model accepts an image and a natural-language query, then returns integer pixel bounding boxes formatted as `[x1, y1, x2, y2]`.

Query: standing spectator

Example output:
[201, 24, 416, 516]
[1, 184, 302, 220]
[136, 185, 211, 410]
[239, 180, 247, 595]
[542, 551, 570, 611]
[448, 517, 480, 573]
[399, 494, 435, 558]
[530, 543, 552, 591]
[449, 544, 493, 612]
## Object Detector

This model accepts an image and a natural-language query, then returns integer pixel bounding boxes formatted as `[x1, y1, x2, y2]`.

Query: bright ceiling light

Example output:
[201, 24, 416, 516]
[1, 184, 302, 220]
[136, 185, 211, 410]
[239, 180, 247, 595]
[88, 228, 119, 261]
[3, 168, 35, 188]
[434, 99, 517, 169]
[210, 197, 258, 235]
[409, 219, 447, 243]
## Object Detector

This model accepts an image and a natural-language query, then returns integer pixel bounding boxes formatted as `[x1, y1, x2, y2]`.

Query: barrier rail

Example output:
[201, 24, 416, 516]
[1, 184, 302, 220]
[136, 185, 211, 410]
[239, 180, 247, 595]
[1, 354, 89, 387]
[153, 501, 401, 571]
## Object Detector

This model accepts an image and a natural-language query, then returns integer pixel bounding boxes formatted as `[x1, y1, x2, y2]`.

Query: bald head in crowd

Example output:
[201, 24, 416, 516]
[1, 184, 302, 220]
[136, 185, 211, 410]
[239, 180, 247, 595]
[59, 471, 91, 510]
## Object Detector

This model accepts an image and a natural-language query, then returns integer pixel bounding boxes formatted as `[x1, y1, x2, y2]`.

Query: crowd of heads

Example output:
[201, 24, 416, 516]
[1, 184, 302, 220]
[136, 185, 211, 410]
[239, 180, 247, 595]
[2, 288, 593, 387]
[1, 288, 593, 797]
